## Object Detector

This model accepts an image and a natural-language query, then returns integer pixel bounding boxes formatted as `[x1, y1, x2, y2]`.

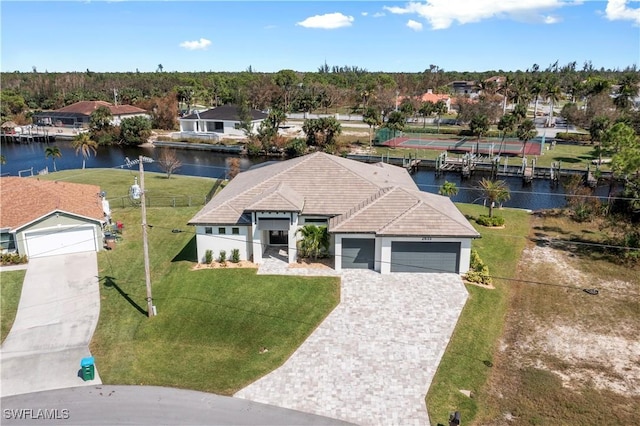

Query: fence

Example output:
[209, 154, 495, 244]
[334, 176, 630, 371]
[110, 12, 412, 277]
[110, 194, 209, 209]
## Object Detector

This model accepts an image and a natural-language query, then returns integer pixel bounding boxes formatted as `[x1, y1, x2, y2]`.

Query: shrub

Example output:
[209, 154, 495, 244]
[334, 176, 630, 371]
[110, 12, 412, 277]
[555, 132, 591, 142]
[0, 253, 27, 265]
[476, 215, 505, 227]
[218, 250, 227, 263]
[231, 248, 240, 263]
[204, 249, 213, 264]
[285, 138, 307, 157]
[465, 249, 492, 285]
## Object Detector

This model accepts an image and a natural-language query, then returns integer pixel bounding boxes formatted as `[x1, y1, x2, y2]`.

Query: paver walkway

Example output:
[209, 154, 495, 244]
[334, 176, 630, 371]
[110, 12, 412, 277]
[1, 252, 102, 397]
[236, 252, 468, 425]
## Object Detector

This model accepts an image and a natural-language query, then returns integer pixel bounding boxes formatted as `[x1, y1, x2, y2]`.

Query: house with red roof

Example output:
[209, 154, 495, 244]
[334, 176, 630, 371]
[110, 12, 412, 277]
[0, 177, 108, 258]
[33, 101, 149, 129]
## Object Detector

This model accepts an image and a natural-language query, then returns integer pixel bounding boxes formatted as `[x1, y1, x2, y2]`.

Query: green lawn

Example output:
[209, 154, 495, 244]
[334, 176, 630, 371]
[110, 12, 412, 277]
[426, 205, 531, 425]
[1, 270, 25, 343]
[90, 205, 340, 395]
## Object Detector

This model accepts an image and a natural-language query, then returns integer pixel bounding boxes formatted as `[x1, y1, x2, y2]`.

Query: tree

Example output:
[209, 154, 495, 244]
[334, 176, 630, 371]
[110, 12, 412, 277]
[89, 106, 113, 131]
[478, 178, 511, 217]
[517, 119, 537, 155]
[273, 69, 298, 112]
[418, 101, 435, 128]
[72, 132, 98, 169]
[296, 225, 329, 260]
[157, 149, 182, 179]
[497, 113, 517, 155]
[601, 122, 640, 178]
[302, 117, 342, 149]
[362, 106, 382, 148]
[120, 116, 152, 146]
[543, 79, 562, 127]
[438, 181, 459, 197]
[156, 64, 163, 73]
[469, 114, 489, 154]
[589, 116, 611, 164]
[384, 111, 405, 138]
[433, 100, 447, 133]
[44, 145, 62, 172]
[0, 155, 6, 165]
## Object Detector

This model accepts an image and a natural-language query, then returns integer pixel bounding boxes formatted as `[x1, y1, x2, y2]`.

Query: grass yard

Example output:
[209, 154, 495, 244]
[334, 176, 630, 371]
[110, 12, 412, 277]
[474, 212, 640, 425]
[90, 204, 340, 395]
[0, 270, 25, 343]
[426, 205, 532, 425]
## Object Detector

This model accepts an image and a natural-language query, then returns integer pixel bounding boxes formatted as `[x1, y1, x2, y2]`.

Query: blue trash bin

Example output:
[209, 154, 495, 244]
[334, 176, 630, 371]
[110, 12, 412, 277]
[81, 356, 95, 381]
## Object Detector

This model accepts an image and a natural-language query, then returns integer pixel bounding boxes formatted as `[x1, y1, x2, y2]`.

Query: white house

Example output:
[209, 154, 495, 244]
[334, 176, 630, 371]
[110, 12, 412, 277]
[188, 153, 480, 274]
[179, 105, 267, 139]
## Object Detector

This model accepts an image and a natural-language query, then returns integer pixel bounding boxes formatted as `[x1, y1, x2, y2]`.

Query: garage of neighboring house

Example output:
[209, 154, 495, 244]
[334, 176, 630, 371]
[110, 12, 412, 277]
[341, 238, 375, 270]
[23, 225, 99, 258]
[390, 241, 460, 273]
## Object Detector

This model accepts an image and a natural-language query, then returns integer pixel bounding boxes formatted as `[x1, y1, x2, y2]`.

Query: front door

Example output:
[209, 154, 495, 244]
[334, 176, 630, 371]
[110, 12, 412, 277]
[269, 230, 288, 245]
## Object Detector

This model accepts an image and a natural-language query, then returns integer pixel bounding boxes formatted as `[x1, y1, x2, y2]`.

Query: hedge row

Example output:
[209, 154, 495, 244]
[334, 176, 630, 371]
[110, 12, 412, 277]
[555, 132, 591, 142]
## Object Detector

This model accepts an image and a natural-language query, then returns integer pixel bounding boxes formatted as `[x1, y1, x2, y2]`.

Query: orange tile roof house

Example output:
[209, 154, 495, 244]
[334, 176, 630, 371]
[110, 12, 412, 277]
[189, 152, 480, 274]
[33, 101, 149, 128]
[0, 177, 107, 258]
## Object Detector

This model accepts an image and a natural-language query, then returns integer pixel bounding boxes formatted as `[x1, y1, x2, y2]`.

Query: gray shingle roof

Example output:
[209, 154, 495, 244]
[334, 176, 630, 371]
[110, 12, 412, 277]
[188, 152, 479, 238]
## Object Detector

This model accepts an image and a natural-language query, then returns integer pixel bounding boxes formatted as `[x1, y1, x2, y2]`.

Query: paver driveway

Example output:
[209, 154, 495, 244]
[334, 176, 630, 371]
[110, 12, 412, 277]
[235, 267, 468, 425]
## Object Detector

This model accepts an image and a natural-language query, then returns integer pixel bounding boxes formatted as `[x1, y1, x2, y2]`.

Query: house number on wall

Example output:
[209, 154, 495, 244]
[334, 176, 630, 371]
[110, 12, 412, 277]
[421, 237, 432, 241]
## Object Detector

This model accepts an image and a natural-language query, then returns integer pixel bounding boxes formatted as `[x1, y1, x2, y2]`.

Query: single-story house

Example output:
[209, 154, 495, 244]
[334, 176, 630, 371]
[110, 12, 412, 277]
[188, 152, 480, 274]
[0, 177, 108, 258]
[33, 101, 149, 128]
[178, 105, 267, 139]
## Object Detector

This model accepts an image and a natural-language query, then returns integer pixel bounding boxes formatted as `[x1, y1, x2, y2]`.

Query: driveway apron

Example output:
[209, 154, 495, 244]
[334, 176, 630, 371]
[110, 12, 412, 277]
[235, 268, 468, 425]
[1, 252, 102, 397]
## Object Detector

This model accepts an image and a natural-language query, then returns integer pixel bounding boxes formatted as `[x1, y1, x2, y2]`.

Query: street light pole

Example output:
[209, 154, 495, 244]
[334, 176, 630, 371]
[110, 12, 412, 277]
[139, 156, 155, 317]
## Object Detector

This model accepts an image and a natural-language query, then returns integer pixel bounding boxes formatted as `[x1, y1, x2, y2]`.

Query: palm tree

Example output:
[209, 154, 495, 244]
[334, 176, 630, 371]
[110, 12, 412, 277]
[363, 107, 382, 149]
[478, 178, 511, 217]
[497, 113, 517, 155]
[72, 132, 98, 169]
[530, 79, 544, 119]
[418, 101, 435, 128]
[438, 181, 459, 197]
[44, 145, 62, 172]
[433, 100, 447, 133]
[589, 116, 611, 165]
[469, 114, 489, 154]
[544, 80, 562, 127]
[517, 119, 537, 155]
[296, 225, 330, 260]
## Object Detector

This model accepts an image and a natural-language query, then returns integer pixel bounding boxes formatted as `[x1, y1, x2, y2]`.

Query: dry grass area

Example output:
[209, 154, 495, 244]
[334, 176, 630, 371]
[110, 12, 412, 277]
[475, 213, 640, 426]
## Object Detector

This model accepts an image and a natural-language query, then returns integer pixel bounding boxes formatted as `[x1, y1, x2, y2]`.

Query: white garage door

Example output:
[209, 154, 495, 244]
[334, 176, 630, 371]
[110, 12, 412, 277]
[25, 226, 97, 258]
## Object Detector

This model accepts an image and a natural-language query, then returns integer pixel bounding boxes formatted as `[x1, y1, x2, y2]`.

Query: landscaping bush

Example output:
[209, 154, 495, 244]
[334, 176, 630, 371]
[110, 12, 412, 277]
[476, 215, 505, 227]
[231, 248, 240, 263]
[465, 249, 492, 285]
[555, 132, 591, 142]
[204, 249, 213, 264]
[218, 250, 227, 263]
[1, 253, 27, 265]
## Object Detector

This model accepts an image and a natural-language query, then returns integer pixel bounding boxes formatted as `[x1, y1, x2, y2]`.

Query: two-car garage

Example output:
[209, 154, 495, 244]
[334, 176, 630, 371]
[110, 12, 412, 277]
[390, 241, 460, 273]
[339, 237, 463, 274]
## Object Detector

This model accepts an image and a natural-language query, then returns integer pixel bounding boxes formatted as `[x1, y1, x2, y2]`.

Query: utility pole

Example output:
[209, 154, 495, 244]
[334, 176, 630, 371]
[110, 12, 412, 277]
[139, 156, 155, 317]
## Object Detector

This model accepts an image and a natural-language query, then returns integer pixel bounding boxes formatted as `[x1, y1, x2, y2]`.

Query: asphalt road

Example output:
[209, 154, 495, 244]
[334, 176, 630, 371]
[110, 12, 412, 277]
[0, 386, 353, 425]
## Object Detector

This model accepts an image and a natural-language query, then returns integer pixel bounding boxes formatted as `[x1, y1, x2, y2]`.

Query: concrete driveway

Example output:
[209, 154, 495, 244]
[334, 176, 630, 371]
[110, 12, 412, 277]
[1, 252, 101, 397]
[235, 269, 469, 425]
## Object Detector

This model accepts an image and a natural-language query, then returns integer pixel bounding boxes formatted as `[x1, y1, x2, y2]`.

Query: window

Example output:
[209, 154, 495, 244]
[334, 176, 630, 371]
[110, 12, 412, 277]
[234, 123, 241, 130]
[218, 227, 226, 234]
[305, 218, 328, 225]
[0, 232, 15, 251]
[232, 227, 240, 235]
[204, 227, 212, 234]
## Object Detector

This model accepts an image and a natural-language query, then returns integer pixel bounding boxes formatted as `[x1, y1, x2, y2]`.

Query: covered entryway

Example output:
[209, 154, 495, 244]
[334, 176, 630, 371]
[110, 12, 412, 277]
[24, 226, 97, 258]
[258, 219, 290, 246]
[341, 238, 375, 270]
[390, 241, 460, 273]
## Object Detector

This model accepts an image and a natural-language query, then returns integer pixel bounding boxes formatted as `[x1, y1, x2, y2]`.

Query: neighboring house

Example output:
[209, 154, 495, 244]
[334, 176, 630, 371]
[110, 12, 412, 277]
[449, 81, 479, 97]
[396, 90, 452, 113]
[178, 105, 267, 139]
[33, 101, 149, 128]
[0, 177, 108, 258]
[188, 153, 480, 274]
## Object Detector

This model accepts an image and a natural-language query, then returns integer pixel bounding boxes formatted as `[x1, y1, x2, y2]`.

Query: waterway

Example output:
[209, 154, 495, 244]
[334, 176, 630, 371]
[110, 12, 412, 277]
[0, 140, 613, 210]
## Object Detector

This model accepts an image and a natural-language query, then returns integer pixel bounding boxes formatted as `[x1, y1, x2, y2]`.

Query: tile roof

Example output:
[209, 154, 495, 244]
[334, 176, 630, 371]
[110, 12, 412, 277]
[182, 105, 268, 121]
[0, 177, 105, 230]
[55, 101, 147, 116]
[189, 152, 479, 238]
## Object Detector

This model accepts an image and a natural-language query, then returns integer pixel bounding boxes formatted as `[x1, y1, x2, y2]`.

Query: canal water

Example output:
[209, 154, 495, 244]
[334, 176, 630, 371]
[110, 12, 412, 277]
[0, 140, 612, 210]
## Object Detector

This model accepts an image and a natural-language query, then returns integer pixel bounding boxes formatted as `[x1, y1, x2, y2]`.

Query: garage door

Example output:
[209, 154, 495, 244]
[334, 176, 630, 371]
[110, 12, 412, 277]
[391, 242, 460, 273]
[25, 226, 97, 258]
[341, 238, 375, 270]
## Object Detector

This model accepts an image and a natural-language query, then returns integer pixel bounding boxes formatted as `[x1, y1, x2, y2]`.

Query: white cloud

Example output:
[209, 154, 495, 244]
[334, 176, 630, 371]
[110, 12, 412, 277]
[179, 38, 211, 50]
[373, 12, 386, 18]
[605, 0, 640, 24]
[406, 19, 423, 31]
[361, 12, 368, 16]
[543, 15, 561, 24]
[296, 12, 354, 29]
[384, 0, 577, 30]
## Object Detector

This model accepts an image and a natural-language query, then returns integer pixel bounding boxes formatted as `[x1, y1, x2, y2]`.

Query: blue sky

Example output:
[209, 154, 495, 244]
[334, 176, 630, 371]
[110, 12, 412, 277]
[1, 1, 638, 73]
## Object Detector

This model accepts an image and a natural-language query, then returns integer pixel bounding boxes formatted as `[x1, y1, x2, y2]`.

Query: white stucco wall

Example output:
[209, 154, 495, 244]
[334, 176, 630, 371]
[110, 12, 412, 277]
[179, 119, 263, 137]
[251, 211, 298, 264]
[195, 225, 250, 263]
